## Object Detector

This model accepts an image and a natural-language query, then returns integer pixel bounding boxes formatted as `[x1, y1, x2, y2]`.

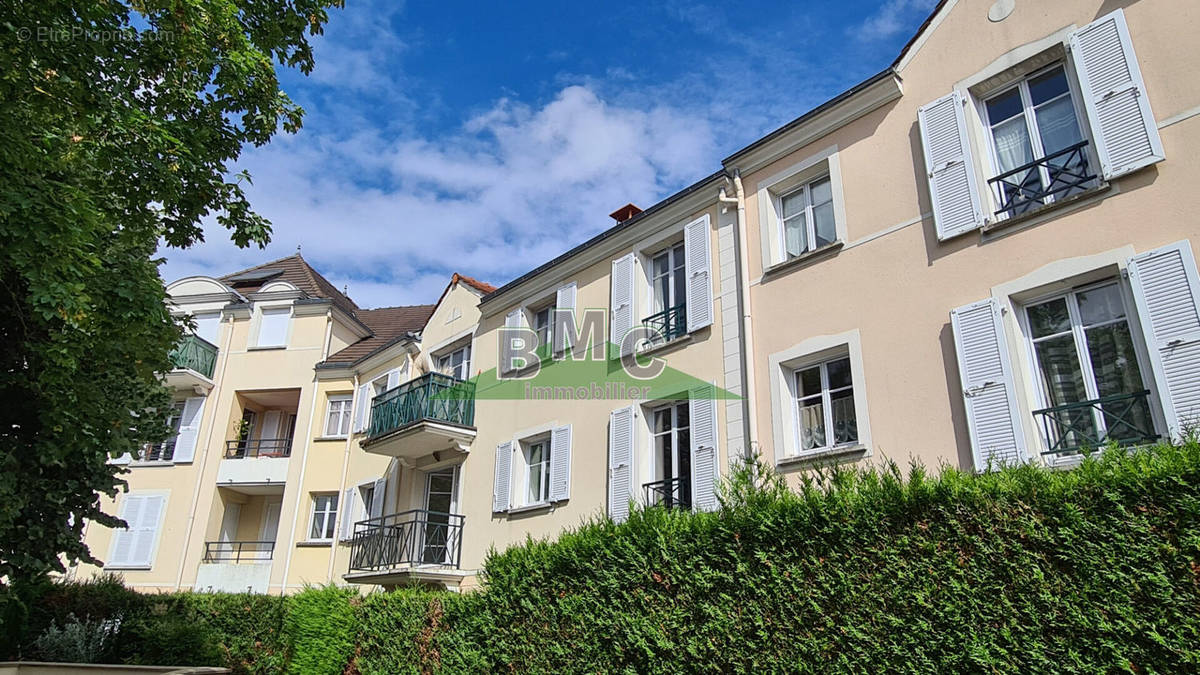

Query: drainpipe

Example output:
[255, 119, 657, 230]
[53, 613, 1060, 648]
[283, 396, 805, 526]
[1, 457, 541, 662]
[326, 369, 360, 584]
[719, 169, 760, 464]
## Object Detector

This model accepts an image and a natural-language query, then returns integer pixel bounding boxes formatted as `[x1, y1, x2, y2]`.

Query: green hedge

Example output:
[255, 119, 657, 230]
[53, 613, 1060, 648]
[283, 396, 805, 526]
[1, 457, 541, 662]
[5, 442, 1200, 672]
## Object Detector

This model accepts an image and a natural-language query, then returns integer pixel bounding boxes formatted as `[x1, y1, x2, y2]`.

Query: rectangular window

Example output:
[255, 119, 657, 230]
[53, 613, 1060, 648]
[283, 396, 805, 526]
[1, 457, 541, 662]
[308, 493, 338, 541]
[193, 311, 221, 345]
[359, 484, 375, 520]
[325, 396, 353, 437]
[436, 345, 471, 380]
[521, 439, 551, 505]
[532, 305, 555, 352]
[793, 356, 858, 453]
[646, 402, 691, 509]
[256, 307, 291, 347]
[982, 64, 1095, 218]
[1024, 280, 1155, 453]
[779, 175, 835, 258]
[644, 244, 687, 345]
[142, 401, 186, 461]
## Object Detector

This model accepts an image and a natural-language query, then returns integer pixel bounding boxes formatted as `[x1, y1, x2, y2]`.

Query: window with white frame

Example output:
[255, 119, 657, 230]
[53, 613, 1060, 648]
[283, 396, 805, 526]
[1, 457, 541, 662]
[1023, 280, 1155, 453]
[256, 306, 291, 347]
[644, 243, 687, 345]
[308, 493, 338, 541]
[779, 175, 835, 259]
[142, 401, 186, 461]
[981, 63, 1095, 219]
[359, 483, 375, 519]
[325, 395, 353, 437]
[532, 304, 555, 353]
[793, 356, 858, 453]
[647, 402, 691, 509]
[519, 437, 551, 506]
[436, 345, 471, 380]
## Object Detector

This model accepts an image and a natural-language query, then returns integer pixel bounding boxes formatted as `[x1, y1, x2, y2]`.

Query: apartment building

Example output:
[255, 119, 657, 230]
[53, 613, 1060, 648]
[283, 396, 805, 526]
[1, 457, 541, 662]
[76, 0, 1200, 593]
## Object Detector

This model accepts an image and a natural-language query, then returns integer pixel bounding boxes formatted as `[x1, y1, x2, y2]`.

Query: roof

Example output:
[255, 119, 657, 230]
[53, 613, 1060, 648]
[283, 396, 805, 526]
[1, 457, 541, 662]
[319, 304, 436, 368]
[452, 273, 497, 295]
[220, 253, 359, 317]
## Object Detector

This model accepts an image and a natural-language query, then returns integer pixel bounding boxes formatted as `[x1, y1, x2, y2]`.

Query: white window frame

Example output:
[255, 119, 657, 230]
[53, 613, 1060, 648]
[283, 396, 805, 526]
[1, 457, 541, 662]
[777, 174, 835, 259]
[756, 146, 847, 269]
[648, 400, 690, 485]
[253, 305, 292, 348]
[307, 493, 339, 542]
[517, 435, 552, 507]
[791, 356, 858, 456]
[140, 400, 186, 462]
[531, 302, 555, 353]
[324, 394, 353, 438]
[436, 344, 472, 381]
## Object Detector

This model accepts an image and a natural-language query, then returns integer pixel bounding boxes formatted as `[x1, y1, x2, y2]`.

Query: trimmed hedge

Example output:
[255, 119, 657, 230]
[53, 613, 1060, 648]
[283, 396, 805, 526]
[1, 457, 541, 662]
[5, 442, 1200, 672]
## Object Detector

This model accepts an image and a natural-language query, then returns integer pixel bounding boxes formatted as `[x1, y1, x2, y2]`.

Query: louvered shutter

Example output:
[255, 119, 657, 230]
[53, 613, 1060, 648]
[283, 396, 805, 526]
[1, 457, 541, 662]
[950, 298, 1028, 469]
[549, 425, 572, 502]
[338, 487, 357, 541]
[130, 495, 164, 567]
[352, 383, 370, 433]
[493, 441, 512, 512]
[689, 385, 719, 512]
[608, 405, 635, 522]
[918, 91, 985, 239]
[1128, 241, 1200, 437]
[684, 216, 714, 332]
[610, 254, 635, 357]
[371, 477, 387, 518]
[1070, 9, 1163, 180]
[554, 283, 577, 355]
[502, 309, 523, 374]
[171, 396, 205, 463]
[109, 495, 143, 566]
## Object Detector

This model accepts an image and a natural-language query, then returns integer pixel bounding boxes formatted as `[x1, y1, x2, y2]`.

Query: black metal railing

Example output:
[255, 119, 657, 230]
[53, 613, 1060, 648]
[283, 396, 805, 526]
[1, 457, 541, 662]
[644, 476, 691, 510]
[348, 510, 464, 572]
[366, 372, 476, 441]
[988, 140, 1097, 219]
[140, 438, 177, 462]
[224, 437, 293, 459]
[642, 303, 688, 345]
[1033, 389, 1158, 455]
[203, 540, 275, 563]
[169, 334, 219, 379]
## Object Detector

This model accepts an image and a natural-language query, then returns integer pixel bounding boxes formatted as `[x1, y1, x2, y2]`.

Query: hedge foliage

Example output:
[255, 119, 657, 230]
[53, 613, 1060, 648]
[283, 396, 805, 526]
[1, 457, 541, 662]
[5, 441, 1200, 673]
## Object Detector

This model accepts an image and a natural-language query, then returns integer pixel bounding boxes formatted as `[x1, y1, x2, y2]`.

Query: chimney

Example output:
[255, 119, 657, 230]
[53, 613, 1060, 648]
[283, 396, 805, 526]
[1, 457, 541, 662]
[608, 203, 643, 224]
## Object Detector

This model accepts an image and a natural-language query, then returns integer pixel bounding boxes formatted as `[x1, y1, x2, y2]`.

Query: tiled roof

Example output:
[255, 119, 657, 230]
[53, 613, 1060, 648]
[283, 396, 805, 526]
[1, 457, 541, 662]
[320, 304, 436, 367]
[220, 253, 359, 317]
[451, 273, 497, 294]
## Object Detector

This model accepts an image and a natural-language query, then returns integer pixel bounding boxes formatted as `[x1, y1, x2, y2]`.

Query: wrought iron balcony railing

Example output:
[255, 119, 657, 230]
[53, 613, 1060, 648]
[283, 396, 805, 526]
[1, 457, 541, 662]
[988, 140, 1098, 219]
[366, 372, 476, 440]
[140, 439, 177, 462]
[1032, 389, 1158, 455]
[644, 476, 691, 510]
[224, 437, 293, 459]
[203, 540, 275, 563]
[169, 334, 219, 379]
[642, 303, 688, 346]
[348, 510, 464, 572]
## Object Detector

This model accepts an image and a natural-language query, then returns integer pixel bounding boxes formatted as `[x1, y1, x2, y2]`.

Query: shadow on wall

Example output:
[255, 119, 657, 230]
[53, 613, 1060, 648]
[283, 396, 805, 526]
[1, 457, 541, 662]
[938, 321, 976, 471]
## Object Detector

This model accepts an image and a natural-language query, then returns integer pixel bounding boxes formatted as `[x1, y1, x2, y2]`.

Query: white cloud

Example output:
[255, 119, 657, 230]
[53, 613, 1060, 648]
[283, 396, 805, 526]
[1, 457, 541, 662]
[854, 0, 938, 42]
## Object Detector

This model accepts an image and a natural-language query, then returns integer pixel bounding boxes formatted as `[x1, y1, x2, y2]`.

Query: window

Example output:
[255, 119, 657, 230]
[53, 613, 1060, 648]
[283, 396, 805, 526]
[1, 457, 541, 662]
[532, 304, 554, 353]
[325, 396, 353, 437]
[520, 438, 551, 505]
[142, 401, 186, 461]
[793, 356, 858, 453]
[359, 484, 376, 520]
[256, 307, 290, 347]
[646, 402, 691, 509]
[982, 64, 1095, 218]
[308, 493, 338, 541]
[193, 312, 221, 345]
[645, 243, 687, 345]
[780, 175, 835, 258]
[1024, 281, 1155, 452]
[107, 494, 166, 569]
[436, 345, 471, 380]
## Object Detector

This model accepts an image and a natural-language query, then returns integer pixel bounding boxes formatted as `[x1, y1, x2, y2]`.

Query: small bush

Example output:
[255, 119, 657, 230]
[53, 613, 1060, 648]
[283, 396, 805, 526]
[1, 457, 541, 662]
[31, 613, 119, 663]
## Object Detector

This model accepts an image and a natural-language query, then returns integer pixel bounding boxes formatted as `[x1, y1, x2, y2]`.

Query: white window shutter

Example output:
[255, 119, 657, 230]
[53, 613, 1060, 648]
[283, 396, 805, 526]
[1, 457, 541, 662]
[502, 309, 523, 374]
[689, 385, 720, 512]
[171, 396, 205, 463]
[950, 298, 1028, 470]
[130, 495, 164, 567]
[554, 283, 577, 355]
[257, 307, 290, 347]
[918, 91, 985, 239]
[1128, 241, 1200, 437]
[684, 215, 714, 332]
[110, 452, 132, 466]
[386, 368, 401, 390]
[549, 424, 572, 502]
[607, 405, 635, 522]
[352, 383, 370, 433]
[493, 440, 513, 513]
[338, 487, 356, 541]
[1069, 9, 1163, 180]
[109, 495, 142, 566]
[610, 254, 635, 356]
[371, 477, 387, 518]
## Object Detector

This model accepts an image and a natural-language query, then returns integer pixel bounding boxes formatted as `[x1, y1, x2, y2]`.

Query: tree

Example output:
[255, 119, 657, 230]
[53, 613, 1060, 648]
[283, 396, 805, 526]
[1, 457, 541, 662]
[0, 0, 341, 583]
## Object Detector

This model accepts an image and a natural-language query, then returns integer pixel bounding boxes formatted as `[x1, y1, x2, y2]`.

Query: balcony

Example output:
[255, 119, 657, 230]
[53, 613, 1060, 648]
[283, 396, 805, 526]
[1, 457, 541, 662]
[1032, 390, 1158, 456]
[361, 373, 477, 461]
[345, 510, 466, 588]
[988, 140, 1099, 221]
[641, 303, 687, 348]
[224, 438, 292, 459]
[165, 334, 218, 392]
[203, 540, 275, 563]
[195, 541, 274, 593]
[644, 476, 691, 510]
[216, 438, 291, 486]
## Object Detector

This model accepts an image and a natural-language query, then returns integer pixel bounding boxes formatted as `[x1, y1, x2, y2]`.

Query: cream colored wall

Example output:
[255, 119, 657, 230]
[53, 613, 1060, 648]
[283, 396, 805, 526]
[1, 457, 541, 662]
[421, 283, 485, 372]
[741, 0, 1200, 480]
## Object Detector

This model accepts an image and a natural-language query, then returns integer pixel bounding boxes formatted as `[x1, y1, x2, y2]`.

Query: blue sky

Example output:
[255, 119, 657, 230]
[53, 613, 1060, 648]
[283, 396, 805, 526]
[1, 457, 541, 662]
[161, 0, 938, 308]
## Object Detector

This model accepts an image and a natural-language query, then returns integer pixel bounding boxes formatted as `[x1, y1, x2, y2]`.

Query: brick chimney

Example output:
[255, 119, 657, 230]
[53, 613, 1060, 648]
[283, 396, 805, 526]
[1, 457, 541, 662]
[609, 203, 643, 223]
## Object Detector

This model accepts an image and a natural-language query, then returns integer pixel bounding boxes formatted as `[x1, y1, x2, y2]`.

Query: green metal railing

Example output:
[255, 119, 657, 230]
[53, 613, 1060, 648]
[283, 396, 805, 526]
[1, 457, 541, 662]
[1032, 389, 1158, 455]
[366, 372, 476, 440]
[169, 334, 218, 379]
[642, 303, 688, 345]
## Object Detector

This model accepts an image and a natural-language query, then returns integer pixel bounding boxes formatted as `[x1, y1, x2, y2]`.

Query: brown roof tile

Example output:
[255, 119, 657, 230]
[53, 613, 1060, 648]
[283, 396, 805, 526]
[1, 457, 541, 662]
[451, 273, 497, 294]
[220, 253, 359, 316]
[320, 304, 436, 367]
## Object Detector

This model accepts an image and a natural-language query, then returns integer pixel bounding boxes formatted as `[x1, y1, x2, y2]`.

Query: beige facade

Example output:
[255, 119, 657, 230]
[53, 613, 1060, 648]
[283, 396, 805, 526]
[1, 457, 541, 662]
[75, 0, 1200, 593]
